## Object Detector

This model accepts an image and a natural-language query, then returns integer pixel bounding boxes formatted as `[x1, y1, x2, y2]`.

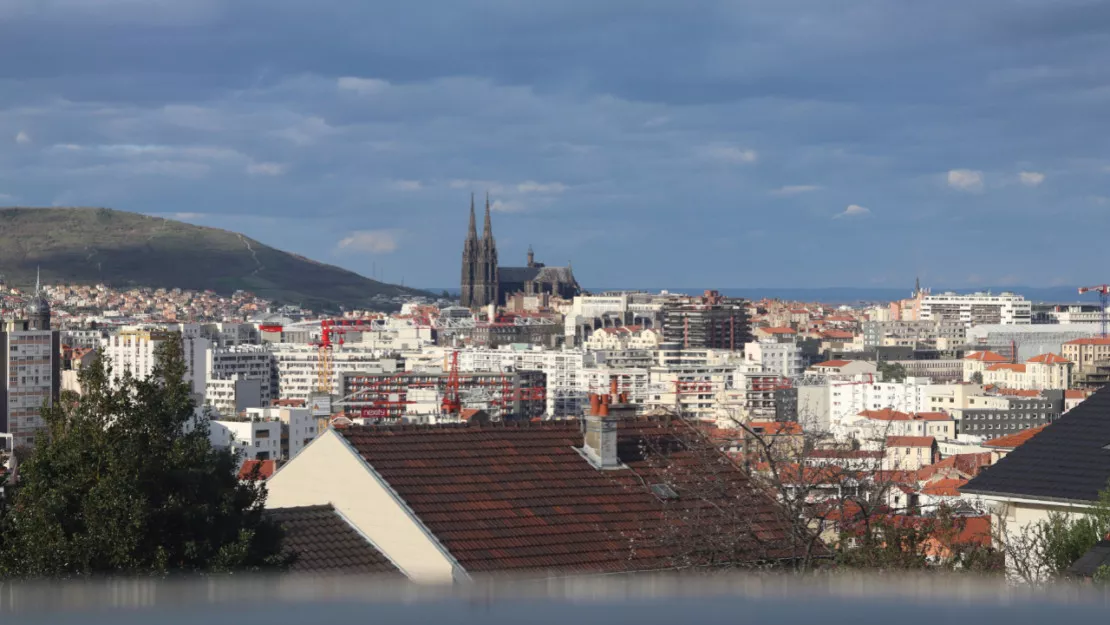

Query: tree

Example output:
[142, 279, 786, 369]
[877, 362, 908, 383]
[0, 335, 288, 579]
[970, 371, 983, 385]
[993, 480, 1110, 584]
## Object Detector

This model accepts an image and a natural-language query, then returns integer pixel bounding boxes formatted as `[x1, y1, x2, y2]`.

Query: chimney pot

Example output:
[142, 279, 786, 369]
[582, 412, 619, 469]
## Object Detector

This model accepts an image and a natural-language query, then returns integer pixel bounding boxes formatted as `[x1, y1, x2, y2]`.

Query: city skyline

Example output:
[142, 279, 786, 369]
[1, 1, 1108, 288]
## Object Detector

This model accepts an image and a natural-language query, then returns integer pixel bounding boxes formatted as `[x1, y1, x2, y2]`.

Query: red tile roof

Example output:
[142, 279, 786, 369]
[1026, 353, 1071, 365]
[820, 330, 855, 340]
[983, 424, 1048, 450]
[1064, 337, 1110, 345]
[986, 363, 1026, 373]
[859, 408, 912, 421]
[747, 421, 803, 436]
[917, 453, 993, 481]
[992, 388, 1040, 398]
[814, 359, 853, 368]
[920, 478, 967, 497]
[760, 326, 797, 335]
[1066, 389, 1092, 400]
[337, 420, 808, 573]
[239, 459, 276, 481]
[965, 351, 1009, 363]
[886, 436, 936, 448]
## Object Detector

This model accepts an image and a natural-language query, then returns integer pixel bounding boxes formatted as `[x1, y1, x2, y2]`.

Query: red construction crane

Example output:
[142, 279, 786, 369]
[441, 350, 462, 417]
[1078, 285, 1110, 338]
[313, 318, 382, 393]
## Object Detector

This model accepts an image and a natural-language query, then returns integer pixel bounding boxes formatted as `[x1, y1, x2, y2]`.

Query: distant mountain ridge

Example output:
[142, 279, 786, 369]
[0, 207, 428, 311]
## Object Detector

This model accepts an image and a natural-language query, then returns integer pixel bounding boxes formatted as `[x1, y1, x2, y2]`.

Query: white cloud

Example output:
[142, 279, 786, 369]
[834, 204, 870, 219]
[770, 184, 821, 196]
[14, 131, 31, 145]
[947, 169, 984, 192]
[516, 181, 566, 194]
[272, 116, 335, 146]
[391, 179, 423, 191]
[490, 199, 527, 213]
[337, 76, 391, 95]
[700, 145, 758, 164]
[1019, 171, 1045, 186]
[246, 161, 287, 176]
[337, 229, 400, 254]
[448, 179, 507, 195]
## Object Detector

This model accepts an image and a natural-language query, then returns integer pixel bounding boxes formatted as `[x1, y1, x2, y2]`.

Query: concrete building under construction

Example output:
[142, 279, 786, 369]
[662, 290, 752, 351]
[338, 369, 547, 422]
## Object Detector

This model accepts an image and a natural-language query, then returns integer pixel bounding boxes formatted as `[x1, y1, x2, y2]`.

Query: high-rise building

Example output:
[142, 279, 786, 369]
[661, 290, 751, 351]
[919, 292, 1031, 327]
[101, 328, 210, 398]
[0, 281, 61, 448]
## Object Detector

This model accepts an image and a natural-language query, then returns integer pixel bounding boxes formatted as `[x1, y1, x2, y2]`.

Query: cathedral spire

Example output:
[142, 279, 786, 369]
[482, 191, 493, 240]
[468, 193, 477, 239]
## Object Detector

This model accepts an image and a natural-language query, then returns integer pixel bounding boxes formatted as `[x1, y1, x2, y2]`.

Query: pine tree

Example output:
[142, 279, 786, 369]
[0, 334, 288, 578]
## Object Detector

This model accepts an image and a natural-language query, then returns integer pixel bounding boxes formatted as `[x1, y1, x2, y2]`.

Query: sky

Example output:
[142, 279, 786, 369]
[1, 1, 1108, 290]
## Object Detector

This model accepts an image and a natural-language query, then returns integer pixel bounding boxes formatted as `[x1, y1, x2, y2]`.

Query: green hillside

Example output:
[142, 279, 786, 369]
[0, 207, 429, 311]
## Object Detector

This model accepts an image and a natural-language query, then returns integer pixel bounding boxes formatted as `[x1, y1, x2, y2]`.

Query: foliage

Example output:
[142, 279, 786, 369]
[996, 480, 1110, 584]
[0, 207, 428, 311]
[0, 335, 290, 579]
[970, 371, 983, 385]
[877, 361, 908, 383]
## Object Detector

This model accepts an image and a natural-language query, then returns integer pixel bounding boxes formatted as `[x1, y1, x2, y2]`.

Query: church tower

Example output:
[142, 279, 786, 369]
[460, 195, 479, 308]
[475, 193, 499, 308]
[26, 268, 51, 331]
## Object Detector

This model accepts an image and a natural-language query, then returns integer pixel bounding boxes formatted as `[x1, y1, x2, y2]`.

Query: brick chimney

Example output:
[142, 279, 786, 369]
[582, 393, 620, 470]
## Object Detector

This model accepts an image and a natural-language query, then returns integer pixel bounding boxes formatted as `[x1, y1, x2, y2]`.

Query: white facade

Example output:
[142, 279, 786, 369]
[210, 418, 281, 462]
[245, 406, 316, 460]
[578, 366, 650, 406]
[745, 341, 803, 378]
[458, 346, 586, 416]
[272, 344, 393, 402]
[920, 292, 1031, 327]
[204, 344, 274, 407]
[101, 329, 209, 397]
[802, 376, 961, 433]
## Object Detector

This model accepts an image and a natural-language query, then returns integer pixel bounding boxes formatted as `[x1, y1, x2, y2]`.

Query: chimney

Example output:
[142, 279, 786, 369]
[583, 409, 619, 470]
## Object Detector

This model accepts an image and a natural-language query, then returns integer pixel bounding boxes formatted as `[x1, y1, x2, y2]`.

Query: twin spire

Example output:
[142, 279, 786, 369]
[466, 192, 495, 242]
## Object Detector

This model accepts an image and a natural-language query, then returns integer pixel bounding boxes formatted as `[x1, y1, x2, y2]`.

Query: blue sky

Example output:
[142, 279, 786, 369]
[0, 1, 1108, 290]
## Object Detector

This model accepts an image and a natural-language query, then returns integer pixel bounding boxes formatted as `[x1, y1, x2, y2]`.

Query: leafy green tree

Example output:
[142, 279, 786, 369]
[0, 335, 288, 579]
[970, 371, 983, 385]
[877, 362, 908, 383]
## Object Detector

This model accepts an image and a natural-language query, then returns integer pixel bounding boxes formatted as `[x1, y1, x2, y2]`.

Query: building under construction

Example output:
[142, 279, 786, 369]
[662, 290, 752, 351]
[338, 369, 546, 422]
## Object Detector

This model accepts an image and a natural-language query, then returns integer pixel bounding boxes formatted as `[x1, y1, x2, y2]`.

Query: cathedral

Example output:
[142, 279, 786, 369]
[460, 195, 581, 308]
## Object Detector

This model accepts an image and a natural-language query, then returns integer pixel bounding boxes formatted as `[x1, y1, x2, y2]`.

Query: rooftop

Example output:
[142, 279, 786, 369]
[336, 419, 805, 574]
[268, 505, 400, 575]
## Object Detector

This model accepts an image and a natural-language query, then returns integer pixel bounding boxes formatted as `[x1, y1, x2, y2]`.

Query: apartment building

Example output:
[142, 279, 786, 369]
[271, 343, 396, 402]
[952, 390, 1065, 440]
[203, 344, 275, 416]
[861, 320, 966, 349]
[209, 416, 281, 463]
[745, 340, 804, 378]
[0, 316, 61, 448]
[244, 406, 317, 461]
[661, 290, 751, 351]
[981, 353, 1072, 390]
[339, 369, 546, 421]
[919, 292, 1031, 327]
[101, 328, 209, 397]
[1063, 337, 1110, 372]
[458, 345, 586, 416]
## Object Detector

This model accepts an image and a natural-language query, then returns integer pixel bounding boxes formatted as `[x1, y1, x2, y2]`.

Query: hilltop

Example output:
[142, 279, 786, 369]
[0, 207, 430, 311]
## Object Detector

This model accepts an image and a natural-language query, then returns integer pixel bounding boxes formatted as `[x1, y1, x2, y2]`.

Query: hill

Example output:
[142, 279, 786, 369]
[0, 207, 431, 311]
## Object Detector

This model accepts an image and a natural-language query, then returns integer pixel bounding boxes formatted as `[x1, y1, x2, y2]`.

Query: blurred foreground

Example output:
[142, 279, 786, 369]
[5, 572, 1109, 624]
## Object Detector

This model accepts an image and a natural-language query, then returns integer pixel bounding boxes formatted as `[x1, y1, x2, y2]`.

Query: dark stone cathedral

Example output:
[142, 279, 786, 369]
[460, 195, 581, 308]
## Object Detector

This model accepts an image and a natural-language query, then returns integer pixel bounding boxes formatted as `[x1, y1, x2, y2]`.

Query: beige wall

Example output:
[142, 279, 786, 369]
[266, 430, 459, 582]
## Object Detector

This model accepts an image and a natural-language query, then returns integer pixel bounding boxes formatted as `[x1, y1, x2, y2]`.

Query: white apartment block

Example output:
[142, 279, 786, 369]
[204, 344, 275, 412]
[919, 292, 1031, 327]
[101, 329, 209, 397]
[745, 341, 804, 378]
[578, 366, 650, 406]
[458, 346, 586, 416]
[582, 327, 662, 351]
[209, 418, 281, 463]
[245, 406, 317, 461]
[799, 376, 946, 432]
[271, 344, 394, 402]
[647, 365, 740, 423]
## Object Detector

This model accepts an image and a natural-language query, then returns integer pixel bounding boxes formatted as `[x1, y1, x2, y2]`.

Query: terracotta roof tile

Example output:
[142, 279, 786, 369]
[1064, 338, 1110, 346]
[920, 478, 967, 497]
[1026, 353, 1071, 365]
[239, 459, 276, 481]
[886, 435, 935, 447]
[965, 351, 1009, 363]
[337, 420, 807, 573]
[982, 424, 1048, 450]
[815, 359, 853, 368]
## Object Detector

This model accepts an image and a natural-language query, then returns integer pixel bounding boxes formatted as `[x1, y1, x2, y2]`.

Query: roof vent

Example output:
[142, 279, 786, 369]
[650, 483, 679, 500]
